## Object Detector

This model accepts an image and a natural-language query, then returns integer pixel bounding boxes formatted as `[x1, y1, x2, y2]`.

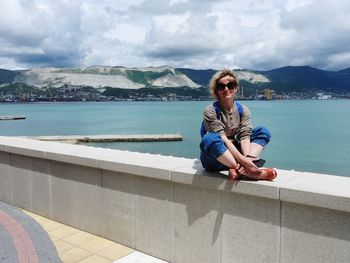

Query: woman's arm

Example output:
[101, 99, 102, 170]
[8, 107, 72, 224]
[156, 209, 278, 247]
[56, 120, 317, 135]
[238, 105, 253, 143]
[221, 135, 257, 171]
[239, 138, 251, 156]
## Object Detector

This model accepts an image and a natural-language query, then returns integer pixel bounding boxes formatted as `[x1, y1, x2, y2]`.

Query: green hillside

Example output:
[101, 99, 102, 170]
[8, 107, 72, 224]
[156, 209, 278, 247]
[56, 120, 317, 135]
[0, 83, 43, 94]
[0, 69, 17, 84]
[176, 68, 217, 86]
[125, 69, 174, 85]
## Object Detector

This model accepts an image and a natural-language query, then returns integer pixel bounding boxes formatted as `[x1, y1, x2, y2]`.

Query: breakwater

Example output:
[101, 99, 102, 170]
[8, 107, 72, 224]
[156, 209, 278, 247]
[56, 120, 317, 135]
[0, 115, 25, 120]
[24, 134, 182, 143]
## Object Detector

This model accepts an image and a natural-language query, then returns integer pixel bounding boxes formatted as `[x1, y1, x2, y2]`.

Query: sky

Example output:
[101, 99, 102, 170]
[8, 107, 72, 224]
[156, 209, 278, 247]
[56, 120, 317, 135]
[0, 0, 350, 71]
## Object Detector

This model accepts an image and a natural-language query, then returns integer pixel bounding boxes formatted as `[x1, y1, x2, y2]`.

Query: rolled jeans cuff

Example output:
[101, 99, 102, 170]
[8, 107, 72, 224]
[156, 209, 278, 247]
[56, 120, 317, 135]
[251, 126, 271, 147]
[200, 132, 227, 159]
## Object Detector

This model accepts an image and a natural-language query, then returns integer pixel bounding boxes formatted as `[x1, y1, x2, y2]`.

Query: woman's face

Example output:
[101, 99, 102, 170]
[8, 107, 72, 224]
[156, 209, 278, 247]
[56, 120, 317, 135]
[216, 75, 238, 100]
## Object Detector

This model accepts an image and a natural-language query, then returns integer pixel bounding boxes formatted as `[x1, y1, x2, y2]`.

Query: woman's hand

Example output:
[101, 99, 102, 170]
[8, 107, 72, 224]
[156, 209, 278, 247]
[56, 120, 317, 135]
[240, 156, 257, 169]
[237, 156, 258, 175]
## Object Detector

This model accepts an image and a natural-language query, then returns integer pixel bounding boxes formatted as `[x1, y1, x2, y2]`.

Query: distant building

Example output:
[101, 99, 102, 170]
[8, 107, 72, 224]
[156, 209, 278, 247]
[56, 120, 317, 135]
[316, 92, 332, 100]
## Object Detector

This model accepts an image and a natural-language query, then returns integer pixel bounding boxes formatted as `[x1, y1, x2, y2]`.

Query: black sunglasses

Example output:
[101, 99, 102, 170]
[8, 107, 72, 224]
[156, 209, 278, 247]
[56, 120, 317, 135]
[216, 81, 237, 91]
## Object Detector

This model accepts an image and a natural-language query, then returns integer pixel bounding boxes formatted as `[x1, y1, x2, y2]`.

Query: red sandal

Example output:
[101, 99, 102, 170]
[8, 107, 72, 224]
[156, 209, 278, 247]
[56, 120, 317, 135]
[261, 168, 277, 180]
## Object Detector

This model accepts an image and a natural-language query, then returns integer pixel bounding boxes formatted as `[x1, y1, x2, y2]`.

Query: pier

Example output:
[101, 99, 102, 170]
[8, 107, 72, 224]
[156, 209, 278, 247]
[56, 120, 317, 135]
[25, 134, 183, 143]
[0, 115, 25, 120]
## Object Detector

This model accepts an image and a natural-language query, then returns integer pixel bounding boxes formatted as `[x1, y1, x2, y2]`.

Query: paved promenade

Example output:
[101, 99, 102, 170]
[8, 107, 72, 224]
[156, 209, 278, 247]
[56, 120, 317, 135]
[0, 202, 167, 263]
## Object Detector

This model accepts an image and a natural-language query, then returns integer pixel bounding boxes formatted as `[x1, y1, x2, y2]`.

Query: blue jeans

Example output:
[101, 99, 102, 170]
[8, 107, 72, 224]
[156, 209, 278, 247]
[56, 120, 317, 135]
[199, 126, 271, 172]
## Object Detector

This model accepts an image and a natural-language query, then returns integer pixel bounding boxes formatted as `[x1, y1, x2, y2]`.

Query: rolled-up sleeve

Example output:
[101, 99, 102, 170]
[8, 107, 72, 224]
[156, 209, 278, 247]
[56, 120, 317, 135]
[237, 105, 252, 141]
[203, 106, 226, 136]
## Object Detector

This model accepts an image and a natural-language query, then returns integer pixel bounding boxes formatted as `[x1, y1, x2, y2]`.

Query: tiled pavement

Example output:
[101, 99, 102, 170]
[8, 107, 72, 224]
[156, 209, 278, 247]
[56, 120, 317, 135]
[0, 202, 167, 263]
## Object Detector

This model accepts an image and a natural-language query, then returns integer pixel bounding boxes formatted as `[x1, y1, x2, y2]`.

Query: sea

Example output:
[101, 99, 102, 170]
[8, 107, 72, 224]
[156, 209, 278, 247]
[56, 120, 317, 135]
[1, 99, 349, 177]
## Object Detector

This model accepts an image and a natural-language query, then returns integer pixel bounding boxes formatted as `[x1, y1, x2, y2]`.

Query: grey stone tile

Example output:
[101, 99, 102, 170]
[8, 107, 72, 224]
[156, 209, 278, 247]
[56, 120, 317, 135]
[174, 183, 221, 263]
[0, 137, 8, 152]
[99, 159, 171, 181]
[10, 154, 32, 210]
[5, 144, 46, 159]
[45, 144, 99, 169]
[221, 192, 280, 263]
[29, 158, 50, 217]
[102, 170, 136, 247]
[281, 201, 350, 263]
[98, 150, 194, 181]
[8, 155, 50, 213]
[0, 151, 10, 164]
[0, 152, 12, 203]
[135, 177, 174, 262]
[49, 160, 103, 235]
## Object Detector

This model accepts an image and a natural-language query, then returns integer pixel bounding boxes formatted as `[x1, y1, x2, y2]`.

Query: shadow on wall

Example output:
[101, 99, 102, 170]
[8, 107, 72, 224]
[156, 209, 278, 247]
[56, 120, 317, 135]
[189, 159, 280, 245]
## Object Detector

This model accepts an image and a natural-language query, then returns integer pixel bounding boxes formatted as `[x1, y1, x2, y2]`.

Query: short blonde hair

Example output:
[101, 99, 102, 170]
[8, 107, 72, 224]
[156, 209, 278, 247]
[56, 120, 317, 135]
[209, 69, 239, 100]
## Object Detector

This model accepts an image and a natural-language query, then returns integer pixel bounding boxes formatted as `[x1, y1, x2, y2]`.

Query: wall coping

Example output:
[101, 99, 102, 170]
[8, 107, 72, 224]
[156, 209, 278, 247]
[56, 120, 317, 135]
[0, 136, 349, 213]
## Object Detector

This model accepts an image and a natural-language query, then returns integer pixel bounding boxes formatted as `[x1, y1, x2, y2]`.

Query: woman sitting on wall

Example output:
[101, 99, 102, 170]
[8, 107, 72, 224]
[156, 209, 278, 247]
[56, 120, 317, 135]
[199, 69, 277, 180]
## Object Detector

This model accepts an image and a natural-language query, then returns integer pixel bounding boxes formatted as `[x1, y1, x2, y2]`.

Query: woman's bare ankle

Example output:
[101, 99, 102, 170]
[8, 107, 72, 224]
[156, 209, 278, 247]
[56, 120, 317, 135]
[228, 168, 240, 180]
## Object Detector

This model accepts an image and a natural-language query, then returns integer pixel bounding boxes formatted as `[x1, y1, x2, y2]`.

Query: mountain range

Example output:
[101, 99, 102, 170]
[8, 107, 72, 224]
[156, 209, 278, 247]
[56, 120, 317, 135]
[1, 65, 350, 95]
[176, 66, 350, 94]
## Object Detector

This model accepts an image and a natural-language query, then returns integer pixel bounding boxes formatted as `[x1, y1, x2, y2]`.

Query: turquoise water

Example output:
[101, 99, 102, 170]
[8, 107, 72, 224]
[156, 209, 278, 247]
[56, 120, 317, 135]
[1, 100, 349, 177]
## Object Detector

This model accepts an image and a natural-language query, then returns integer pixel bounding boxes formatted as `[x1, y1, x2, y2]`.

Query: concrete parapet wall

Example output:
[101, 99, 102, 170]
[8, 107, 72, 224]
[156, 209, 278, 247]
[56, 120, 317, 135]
[0, 136, 349, 263]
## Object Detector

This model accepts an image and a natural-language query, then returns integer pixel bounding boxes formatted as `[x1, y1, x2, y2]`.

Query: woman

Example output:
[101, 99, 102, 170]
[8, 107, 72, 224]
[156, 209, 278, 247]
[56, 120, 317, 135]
[200, 69, 277, 180]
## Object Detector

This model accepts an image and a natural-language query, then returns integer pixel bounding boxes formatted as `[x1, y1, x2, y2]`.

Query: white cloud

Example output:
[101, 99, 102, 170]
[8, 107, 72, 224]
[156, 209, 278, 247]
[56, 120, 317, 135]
[103, 24, 146, 44]
[0, 0, 83, 67]
[152, 13, 190, 35]
[0, 0, 349, 70]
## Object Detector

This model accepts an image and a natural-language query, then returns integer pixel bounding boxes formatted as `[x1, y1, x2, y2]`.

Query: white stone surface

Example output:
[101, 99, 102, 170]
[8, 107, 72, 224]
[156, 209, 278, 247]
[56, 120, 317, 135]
[5, 140, 46, 159]
[279, 170, 350, 212]
[0, 140, 7, 152]
[98, 149, 194, 181]
[171, 160, 281, 199]
[113, 251, 168, 263]
[45, 143, 99, 168]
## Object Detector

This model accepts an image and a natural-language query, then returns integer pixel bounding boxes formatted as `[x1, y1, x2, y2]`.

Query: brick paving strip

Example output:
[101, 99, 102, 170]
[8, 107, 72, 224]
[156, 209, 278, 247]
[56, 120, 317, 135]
[0, 202, 60, 263]
[0, 209, 39, 262]
[0, 219, 18, 262]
